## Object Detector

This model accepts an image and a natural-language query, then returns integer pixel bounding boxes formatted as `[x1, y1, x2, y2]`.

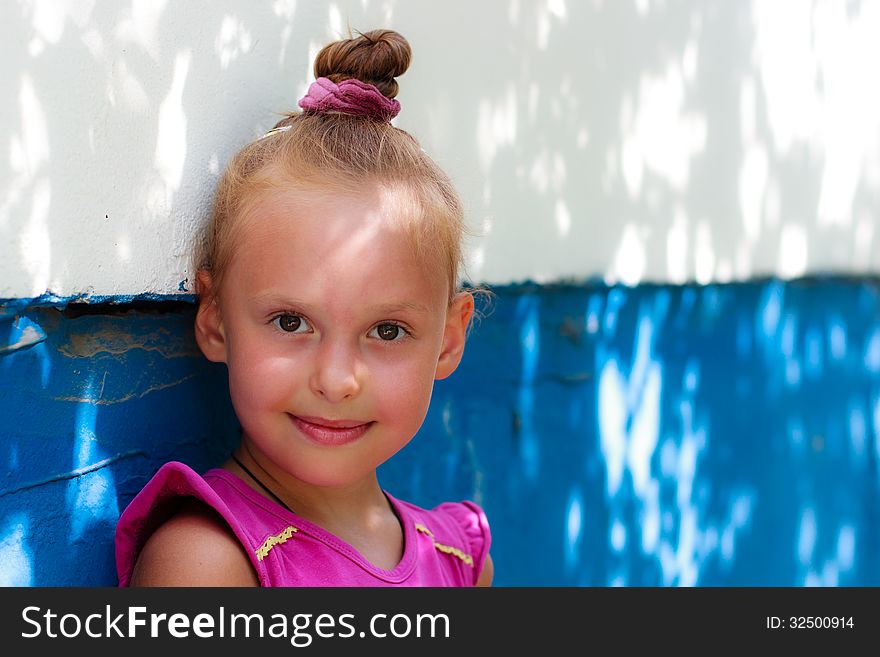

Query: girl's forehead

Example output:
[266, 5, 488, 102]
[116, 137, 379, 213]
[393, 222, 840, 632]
[229, 184, 450, 302]
[242, 182, 416, 236]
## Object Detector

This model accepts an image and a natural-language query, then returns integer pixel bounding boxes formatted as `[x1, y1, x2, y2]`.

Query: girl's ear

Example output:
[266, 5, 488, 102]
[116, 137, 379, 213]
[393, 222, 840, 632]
[194, 270, 228, 363]
[435, 292, 475, 380]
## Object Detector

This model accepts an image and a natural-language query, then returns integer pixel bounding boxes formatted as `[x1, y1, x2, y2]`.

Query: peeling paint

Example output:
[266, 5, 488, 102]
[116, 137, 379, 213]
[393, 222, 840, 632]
[0, 316, 47, 354]
[53, 373, 199, 404]
[58, 325, 199, 359]
[0, 292, 197, 310]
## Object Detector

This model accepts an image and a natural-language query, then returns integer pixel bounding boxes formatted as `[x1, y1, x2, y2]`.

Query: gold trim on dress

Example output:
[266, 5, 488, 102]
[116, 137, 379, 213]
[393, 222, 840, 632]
[415, 523, 435, 538]
[432, 542, 474, 567]
[255, 525, 298, 561]
[415, 523, 473, 567]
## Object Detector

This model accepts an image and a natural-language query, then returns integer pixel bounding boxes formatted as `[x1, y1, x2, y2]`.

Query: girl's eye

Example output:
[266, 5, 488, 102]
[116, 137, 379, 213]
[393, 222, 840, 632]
[371, 323, 408, 341]
[273, 314, 310, 334]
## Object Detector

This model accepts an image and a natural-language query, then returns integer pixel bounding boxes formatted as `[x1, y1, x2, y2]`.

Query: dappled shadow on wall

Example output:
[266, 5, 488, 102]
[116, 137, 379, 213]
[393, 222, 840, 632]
[2, 280, 878, 586]
[0, 304, 239, 586]
[5, 1, 880, 298]
[404, 0, 880, 287]
[384, 278, 880, 586]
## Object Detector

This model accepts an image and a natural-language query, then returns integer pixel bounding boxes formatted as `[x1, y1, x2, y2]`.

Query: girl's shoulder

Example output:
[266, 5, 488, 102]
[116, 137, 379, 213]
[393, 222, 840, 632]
[392, 495, 492, 584]
[128, 497, 258, 586]
[115, 461, 261, 587]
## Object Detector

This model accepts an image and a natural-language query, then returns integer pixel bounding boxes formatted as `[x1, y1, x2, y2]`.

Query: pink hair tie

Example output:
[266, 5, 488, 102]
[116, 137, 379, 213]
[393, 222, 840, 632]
[298, 77, 401, 122]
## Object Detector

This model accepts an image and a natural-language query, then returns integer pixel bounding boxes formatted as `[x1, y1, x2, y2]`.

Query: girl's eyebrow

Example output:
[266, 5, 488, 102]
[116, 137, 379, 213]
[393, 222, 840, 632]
[371, 301, 430, 314]
[254, 293, 429, 314]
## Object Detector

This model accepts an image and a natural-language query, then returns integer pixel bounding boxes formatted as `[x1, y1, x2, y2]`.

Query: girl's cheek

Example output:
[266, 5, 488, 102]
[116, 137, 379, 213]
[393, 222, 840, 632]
[374, 356, 436, 405]
[231, 348, 304, 398]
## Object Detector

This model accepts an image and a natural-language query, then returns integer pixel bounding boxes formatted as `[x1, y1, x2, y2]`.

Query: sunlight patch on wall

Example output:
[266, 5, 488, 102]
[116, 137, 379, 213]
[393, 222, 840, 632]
[753, 0, 880, 233]
[738, 77, 768, 243]
[597, 294, 757, 585]
[0, 514, 34, 586]
[117, 236, 131, 262]
[469, 245, 485, 276]
[752, 1, 818, 157]
[528, 150, 566, 195]
[812, 1, 880, 229]
[154, 50, 190, 192]
[610, 519, 626, 553]
[536, 0, 568, 50]
[608, 224, 646, 286]
[666, 208, 689, 285]
[852, 213, 875, 270]
[273, 0, 297, 64]
[328, 4, 344, 37]
[693, 222, 715, 285]
[828, 316, 846, 361]
[21, 0, 94, 56]
[215, 15, 253, 70]
[598, 357, 627, 497]
[67, 374, 120, 542]
[114, 0, 168, 62]
[564, 486, 584, 573]
[799, 513, 857, 587]
[19, 181, 51, 297]
[849, 402, 866, 458]
[110, 57, 149, 112]
[11, 76, 52, 298]
[149, 49, 191, 222]
[555, 199, 571, 237]
[778, 224, 807, 279]
[620, 63, 707, 198]
[11, 75, 49, 178]
[476, 86, 518, 174]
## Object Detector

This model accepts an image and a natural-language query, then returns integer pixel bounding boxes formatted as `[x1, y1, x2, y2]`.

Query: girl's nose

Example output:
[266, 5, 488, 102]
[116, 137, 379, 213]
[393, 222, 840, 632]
[309, 340, 362, 403]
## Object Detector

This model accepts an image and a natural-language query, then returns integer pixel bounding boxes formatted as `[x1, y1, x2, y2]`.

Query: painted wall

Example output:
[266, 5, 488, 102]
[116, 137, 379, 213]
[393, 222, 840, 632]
[2, 0, 879, 299]
[3, 280, 879, 586]
[0, 301, 241, 585]
[2, 1, 879, 587]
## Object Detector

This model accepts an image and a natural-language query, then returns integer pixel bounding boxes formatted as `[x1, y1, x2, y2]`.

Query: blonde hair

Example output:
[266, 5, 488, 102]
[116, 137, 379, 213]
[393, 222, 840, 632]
[197, 29, 467, 304]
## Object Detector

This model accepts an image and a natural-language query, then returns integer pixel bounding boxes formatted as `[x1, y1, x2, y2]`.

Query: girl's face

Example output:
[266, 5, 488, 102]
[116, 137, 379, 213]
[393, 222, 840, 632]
[196, 184, 473, 489]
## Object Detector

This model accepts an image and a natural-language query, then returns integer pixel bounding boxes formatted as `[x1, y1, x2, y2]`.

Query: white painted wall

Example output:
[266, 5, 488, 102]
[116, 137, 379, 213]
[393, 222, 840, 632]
[2, 0, 879, 298]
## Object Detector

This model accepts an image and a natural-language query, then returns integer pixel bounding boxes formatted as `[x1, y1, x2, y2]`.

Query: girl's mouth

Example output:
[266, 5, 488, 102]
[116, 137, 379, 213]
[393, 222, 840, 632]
[289, 415, 374, 446]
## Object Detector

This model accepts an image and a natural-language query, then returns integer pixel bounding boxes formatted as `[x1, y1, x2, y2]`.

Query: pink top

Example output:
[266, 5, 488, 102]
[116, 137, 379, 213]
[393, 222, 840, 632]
[115, 461, 491, 587]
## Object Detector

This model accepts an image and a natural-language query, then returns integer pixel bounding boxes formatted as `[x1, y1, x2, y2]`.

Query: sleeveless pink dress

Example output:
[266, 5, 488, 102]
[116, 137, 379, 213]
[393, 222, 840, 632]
[115, 462, 491, 587]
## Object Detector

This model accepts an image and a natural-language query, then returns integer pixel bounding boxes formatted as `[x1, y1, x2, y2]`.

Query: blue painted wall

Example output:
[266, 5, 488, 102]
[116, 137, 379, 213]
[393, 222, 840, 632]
[2, 279, 879, 586]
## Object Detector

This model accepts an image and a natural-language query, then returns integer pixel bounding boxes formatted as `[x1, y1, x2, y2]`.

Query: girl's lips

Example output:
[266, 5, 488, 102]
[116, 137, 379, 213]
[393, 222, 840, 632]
[289, 415, 373, 446]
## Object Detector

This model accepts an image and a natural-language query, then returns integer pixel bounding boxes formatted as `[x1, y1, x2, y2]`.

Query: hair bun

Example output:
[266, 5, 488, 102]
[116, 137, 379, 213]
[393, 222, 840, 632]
[313, 29, 412, 99]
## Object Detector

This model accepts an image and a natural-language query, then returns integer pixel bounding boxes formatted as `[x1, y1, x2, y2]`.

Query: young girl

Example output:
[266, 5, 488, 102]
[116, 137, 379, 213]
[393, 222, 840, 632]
[114, 29, 492, 587]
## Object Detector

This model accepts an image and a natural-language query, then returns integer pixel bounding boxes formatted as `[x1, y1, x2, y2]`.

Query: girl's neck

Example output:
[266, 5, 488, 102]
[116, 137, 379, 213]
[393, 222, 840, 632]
[225, 439, 394, 536]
